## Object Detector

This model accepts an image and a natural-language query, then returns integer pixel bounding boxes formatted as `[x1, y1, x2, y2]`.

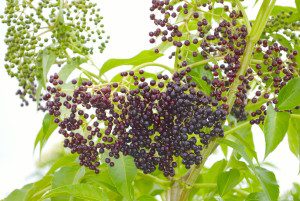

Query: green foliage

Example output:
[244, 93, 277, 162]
[34, 113, 58, 153]
[287, 115, 300, 159]
[277, 78, 300, 110]
[217, 169, 241, 196]
[99, 50, 163, 76]
[41, 184, 108, 201]
[263, 105, 290, 158]
[108, 155, 137, 201]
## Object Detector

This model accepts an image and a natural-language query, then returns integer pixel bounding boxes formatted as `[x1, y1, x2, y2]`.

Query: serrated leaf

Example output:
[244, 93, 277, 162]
[42, 49, 57, 87]
[297, 0, 300, 14]
[277, 78, 300, 110]
[217, 169, 240, 196]
[287, 116, 300, 158]
[246, 192, 267, 201]
[83, 167, 119, 195]
[58, 57, 87, 82]
[108, 155, 137, 201]
[271, 34, 292, 49]
[4, 184, 33, 201]
[52, 166, 85, 201]
[254, 167, 279, 201]
[137, 195, 157, 201]
[45, 155, 78, 175]
[42, 184, 107, 201]
[25, 175, 52, 201]
[34, 114, 58, 152]
[232, 124, 258, 162]
[263, 105, 290, 158]
[99, 50, 163, 75]
[218, 139, 254, 168]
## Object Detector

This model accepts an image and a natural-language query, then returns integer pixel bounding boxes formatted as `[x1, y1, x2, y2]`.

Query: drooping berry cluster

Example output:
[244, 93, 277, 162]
[43, 69, 226, 176]
[247, 40, 298, 124]
[0, 0, 108, 105]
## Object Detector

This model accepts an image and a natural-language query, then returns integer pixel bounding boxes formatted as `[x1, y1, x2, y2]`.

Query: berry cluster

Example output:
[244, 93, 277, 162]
[0, 0, 108, 105]
[247, 40, 298, 124]
[264, 11, 300, 45]
[43, 69, 226, 176]
[148, 1, 298, 122]
[149, 0, 249, 121]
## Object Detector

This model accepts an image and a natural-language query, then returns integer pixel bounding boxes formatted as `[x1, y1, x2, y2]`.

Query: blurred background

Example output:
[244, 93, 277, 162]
[0, 0, 299, 199]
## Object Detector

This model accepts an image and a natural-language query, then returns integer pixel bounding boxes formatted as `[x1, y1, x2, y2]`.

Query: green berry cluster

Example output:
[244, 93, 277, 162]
[0, 0, 109, 105]
[264, 11, 300, 45]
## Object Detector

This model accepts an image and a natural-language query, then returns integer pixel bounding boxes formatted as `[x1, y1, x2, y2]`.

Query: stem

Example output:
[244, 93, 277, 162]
[133, 62, 174, 73]
[187, 56, 224, 69]
[137, 171, 171, 187]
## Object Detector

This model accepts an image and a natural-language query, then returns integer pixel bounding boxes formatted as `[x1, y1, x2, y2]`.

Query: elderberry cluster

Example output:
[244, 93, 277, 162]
[0, 0, 108, 105]
[247, 40, 298, 124]
[43, 69, 226, 176]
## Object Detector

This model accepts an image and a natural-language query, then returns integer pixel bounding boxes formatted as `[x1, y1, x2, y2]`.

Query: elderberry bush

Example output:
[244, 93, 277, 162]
[3, 0, 300, 200]
[0, 0, 108, 106]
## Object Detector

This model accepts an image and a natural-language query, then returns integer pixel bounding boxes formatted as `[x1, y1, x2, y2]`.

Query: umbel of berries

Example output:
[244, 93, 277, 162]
[43, 69, 226, 176]
[0, 0, 109, 106]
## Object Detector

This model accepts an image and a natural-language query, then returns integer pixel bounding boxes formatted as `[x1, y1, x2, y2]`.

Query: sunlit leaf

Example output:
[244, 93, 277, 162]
[263, 105, 290, 158]
[287, 116, 300, 158]
[277, 78, 300, 110]
[217, 169, 240, 196]
[42, 184, 108, 201]
[34, 114, 58, 153]
[99, 50, 163, 75]
[108, 155, 137, 201]
[58, 57, 87, 82]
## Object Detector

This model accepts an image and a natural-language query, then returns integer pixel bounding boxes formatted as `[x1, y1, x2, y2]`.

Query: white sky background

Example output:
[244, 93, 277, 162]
[0, 0, 299, 199]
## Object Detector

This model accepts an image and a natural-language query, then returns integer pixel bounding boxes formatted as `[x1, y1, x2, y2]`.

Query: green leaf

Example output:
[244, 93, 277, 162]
[52, 166, 85, 201]
[137, 195, 157, 201]
[99, 50, 163, 76]
[46, 154, 78, 175]
[277, 78, 300, 110]
[58, 57, 87, 82]
[34, 114, 58, 152]
[41, 49, 57, 87]
[53, 166, 85, 188]
[218, 139, 254, 167]
[108, 155, 137, 201]
[287, 116, 300, 158]
[83, 167, 119, 195]
[25, 175, 52, 201]
[42, 184, 107, 201]
[263, 105, 290, 158]
[4, 184, 33, 201]
[231, 124, 258, 162]
[246, 192, 267, 201]
[271, 6, 298, 16]
[271, 34, 292, 49]
[217, 169, 240, 196]
[254, 167, 279, 201]
[297, 0, 300, 14]
[189, 66, 213, 95]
